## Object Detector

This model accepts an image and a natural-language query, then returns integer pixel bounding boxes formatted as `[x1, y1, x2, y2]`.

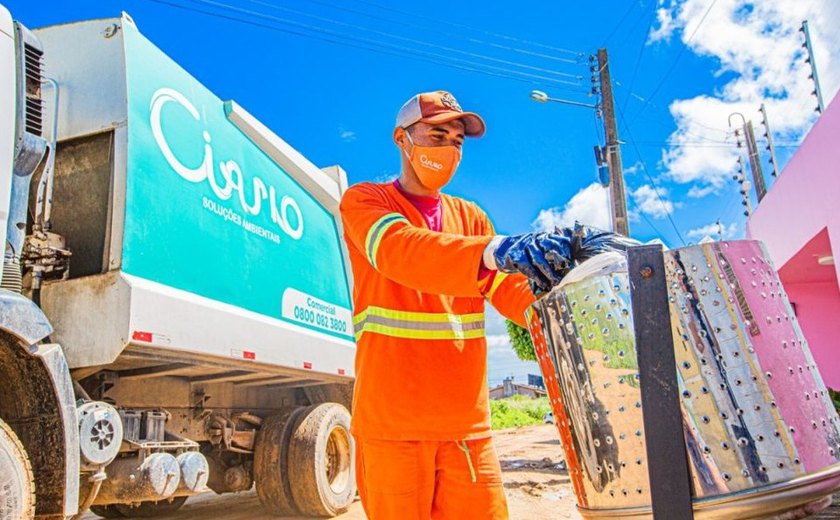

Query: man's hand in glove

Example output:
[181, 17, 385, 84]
[484, 223, 639, 295]
[487, 232, 572, 294]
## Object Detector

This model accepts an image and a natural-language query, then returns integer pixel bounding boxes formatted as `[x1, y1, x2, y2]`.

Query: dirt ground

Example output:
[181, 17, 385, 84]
[81, 424, 580, 520]
[493, 424, 581, 520]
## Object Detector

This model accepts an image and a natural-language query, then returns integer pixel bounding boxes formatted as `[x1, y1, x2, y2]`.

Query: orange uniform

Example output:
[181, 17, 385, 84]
[340, 181, 534, 518]
[341, 181, 534, 440]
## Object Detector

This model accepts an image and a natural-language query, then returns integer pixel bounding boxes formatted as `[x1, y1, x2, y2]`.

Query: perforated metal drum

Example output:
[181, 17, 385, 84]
[526, 240, 840, 519]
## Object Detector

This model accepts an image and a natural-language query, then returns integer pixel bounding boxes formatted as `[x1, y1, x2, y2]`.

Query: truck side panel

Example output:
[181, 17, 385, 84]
[120, 19, 353, 342]
[36, 17, 356, 377]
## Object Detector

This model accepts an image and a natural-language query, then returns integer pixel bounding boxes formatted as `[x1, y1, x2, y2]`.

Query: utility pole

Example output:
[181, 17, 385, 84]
[743, 121, 767, 202]
[735, 157, 753, 217]
[800, 21, 825, 113]
[730, 112, 767, 204]
[597, 48, 629, 237]
[759, 103, 779, 178]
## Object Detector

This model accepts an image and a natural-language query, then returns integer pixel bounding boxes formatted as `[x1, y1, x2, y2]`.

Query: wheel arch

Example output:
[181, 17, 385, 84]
[0, 292, 80, 517]
[0, 288, 53, 345]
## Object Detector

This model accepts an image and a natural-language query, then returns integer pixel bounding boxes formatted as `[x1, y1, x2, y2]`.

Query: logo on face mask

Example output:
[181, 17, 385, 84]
[419, 154, 443, 171]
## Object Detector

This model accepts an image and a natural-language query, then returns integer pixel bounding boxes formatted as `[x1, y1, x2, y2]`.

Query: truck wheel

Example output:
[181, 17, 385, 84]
[113, 496, 188, 517]
[0, 418, 34, 520]
[254, 407, 306, 515]
[89, 505, 125, 518]
[288, 403, 355, 516]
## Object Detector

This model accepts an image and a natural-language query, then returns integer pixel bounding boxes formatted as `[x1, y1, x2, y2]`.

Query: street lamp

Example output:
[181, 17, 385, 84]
[530, 90, 549, 103]
[529, 89, 597, 109]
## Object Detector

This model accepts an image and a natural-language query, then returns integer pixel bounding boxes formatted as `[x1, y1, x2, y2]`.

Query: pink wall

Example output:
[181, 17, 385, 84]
[747, 92, 840, 386]
[784, 281, 840, 389]
[747, 94, 840, 278]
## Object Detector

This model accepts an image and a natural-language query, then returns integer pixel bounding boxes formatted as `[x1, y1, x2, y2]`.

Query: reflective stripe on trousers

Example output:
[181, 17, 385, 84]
[353, 306, 485, 341]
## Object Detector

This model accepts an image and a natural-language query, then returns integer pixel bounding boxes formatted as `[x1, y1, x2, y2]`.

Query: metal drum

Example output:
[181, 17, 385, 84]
[526, 240, 840, 519]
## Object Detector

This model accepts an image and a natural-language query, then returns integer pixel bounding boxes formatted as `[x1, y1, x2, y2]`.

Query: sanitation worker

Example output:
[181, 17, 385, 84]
[339, 90, 634, 519]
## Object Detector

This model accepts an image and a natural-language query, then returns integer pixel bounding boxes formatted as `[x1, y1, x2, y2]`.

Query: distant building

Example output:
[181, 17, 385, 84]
[489, 376, 547, 400]
[528, 374, 545, 389]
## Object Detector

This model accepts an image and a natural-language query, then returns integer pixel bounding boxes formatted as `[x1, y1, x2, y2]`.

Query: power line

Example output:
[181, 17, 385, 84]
[612, 3, 654, 53]
[180, 0, 586, 87]
[599, 1, 640, 48]
[621, 1, 659, 114]
[633, 141, 801, 148]
[239, 0, 586, 80]
[295, 0, 586, 66]
[631, 0, 719, 122]
[615, 91, 687, 245]
[627, 190, 670, 241]
[591, 97, 668, 239]
[631, 112, 734, 143]
[612, 80, 733, 138]
[145, 0, 591, 93]
[716, 189, 743, 231]
[348, 0, 586, 59]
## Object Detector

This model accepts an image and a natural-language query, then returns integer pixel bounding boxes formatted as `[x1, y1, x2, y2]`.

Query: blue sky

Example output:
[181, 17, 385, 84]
[9, 0, 839, 385]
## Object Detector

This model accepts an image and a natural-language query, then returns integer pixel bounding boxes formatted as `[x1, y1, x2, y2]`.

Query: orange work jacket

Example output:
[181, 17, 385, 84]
[339, 182, 535, 441]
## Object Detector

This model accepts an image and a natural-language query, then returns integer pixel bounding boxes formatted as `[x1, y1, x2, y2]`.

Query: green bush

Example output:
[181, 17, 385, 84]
[490, 396, 551, 430]
[829, 388, 840, 412]
[506, 319, 536, 361]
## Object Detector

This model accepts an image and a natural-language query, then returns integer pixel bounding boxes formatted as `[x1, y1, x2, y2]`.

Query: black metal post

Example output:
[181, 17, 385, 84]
[628, 245, 695, 520]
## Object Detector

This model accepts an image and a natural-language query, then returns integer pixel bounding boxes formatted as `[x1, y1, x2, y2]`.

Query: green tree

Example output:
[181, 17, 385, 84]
[506, 319, 536, 361]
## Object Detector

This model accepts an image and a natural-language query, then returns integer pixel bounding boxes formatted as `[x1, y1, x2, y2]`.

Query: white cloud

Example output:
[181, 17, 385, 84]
[624, 160, 644, 176]
[485, 307, 512, 358]
[687, 184, 719, 198]
[631, 184, 675, 219]
[484, 307, 541, 387]
[485, 307, 508, 336]
[532, 182, 610, 231]
[686, 221, 738, 241]
[649, 0, 840, 193]
[339, 126, 356, 142]
[373, 171, 399, 184]
[486, 334, 512, 354]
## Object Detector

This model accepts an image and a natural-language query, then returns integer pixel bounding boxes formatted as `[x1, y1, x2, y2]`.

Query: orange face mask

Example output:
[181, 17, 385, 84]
[403, 132, 461, 191]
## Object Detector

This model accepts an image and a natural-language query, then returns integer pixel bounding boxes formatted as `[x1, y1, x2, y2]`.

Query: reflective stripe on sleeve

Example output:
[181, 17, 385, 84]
[485, 272, 510, 301]
[364, 213, 410, 269]
[353, 306, 485, 341]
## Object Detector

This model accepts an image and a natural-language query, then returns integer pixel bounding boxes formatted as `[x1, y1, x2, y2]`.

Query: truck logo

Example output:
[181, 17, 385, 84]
[150, 88, 304, 240]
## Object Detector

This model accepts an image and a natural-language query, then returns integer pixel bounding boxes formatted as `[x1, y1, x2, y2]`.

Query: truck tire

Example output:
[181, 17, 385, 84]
[287, 403, 355, 516]
[89, 505, 125, 518]
[0, 417, 34, 520]
[113, 496, 188, 517]
[254, 407, 306, 515]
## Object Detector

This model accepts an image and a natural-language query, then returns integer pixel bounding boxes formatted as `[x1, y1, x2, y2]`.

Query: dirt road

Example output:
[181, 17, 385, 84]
[82, 424, 579, 520]
[494, 424, 580, 519]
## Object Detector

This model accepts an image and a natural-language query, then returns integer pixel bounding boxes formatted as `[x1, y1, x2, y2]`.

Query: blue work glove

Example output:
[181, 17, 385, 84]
[492, 232, 574, 294]
[491, 223, 639, 295]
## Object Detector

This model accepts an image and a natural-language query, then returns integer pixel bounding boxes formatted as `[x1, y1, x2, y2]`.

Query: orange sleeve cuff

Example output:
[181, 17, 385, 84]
[483, 271, 535, 328]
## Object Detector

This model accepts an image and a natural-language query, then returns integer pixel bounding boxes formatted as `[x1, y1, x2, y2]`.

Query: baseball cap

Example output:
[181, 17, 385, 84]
[396, 91, 486, 137]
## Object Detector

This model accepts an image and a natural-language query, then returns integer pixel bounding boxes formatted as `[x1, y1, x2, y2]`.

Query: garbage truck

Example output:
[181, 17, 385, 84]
[0, 6, 358, 519]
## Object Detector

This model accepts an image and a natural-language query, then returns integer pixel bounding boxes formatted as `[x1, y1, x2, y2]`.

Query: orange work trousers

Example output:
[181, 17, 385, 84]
[354, 436, 508, 520]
